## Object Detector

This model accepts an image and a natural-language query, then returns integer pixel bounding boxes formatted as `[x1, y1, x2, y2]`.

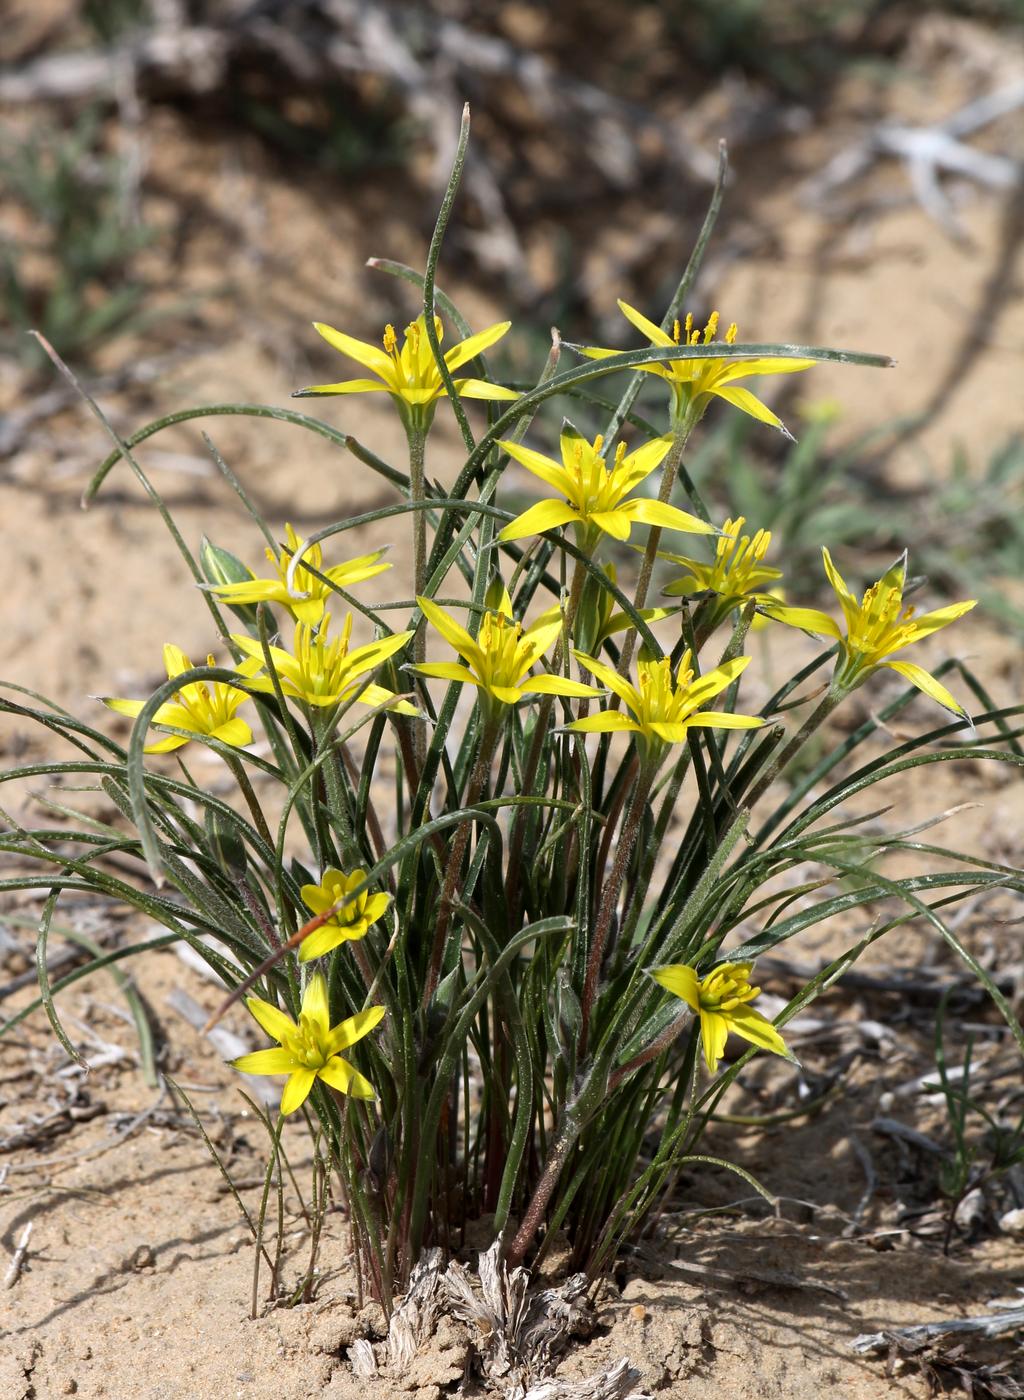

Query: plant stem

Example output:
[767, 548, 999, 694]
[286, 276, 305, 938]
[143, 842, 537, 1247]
[744, 686, 842, 815]
[225, 753, 273, 850]
[504, 558, 588, 913]
[422, 712, 501, 1007]
[407, 423, 428, 769]
[579, 761, 655, 1058]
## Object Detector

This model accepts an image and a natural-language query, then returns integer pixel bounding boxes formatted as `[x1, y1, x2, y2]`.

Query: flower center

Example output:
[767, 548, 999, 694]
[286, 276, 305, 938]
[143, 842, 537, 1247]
[288, 1013, 330, 1070]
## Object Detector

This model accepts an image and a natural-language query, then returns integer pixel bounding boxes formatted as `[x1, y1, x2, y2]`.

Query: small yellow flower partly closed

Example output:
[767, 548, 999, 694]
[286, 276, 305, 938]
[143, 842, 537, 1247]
[661, 516, 783, 630]
[231, 972, 384, 1114]
[231, 613, 416, 713]
[581, 302, 814, 437]
[761, 549, 977, 716]
[293, 314, 517, 429]
[570, 648, 765, 758]
[209, 523, 390, 626]
[299, 867, 390, 962]
[649, 961, 789, 1073]
[497, 423, 714, 547]
[413, 589, 603, 710]
[101, 644, 254, 754]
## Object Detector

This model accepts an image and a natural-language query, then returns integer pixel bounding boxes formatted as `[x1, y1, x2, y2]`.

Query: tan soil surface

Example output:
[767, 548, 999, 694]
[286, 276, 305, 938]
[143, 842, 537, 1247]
[2, 10, 1024, 1399]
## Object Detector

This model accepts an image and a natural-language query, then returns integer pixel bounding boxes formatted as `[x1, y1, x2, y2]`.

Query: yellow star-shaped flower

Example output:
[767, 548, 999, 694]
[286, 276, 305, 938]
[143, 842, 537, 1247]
[582, 302, 814, 437]
[209, 523, 390, 626]
[649, 961, 789, 1073]
[413, 589, 602, 710]
[298, 867, 391, 963]
[231, 972, 384, 1114]
[101, 644, 254, 754]
[497, 423, 714, 547]
[761, 549, 976, 716]
[293, 314, 517, 429]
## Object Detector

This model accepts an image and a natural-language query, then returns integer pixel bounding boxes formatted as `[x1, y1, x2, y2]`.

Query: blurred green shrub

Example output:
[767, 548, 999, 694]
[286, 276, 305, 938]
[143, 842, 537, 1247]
[0, 108, 153, 373]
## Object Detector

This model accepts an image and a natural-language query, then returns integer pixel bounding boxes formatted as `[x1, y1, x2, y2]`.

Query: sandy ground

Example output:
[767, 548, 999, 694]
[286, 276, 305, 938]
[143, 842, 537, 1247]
[2, 12, 1024, 1399]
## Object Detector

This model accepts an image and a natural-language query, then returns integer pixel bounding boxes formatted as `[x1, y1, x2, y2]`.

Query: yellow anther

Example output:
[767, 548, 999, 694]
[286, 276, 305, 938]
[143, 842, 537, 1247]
[703, 311, 720, 343]
[672, 318, 681, 344]
[725, 322, 738, 345]
[689, 329, 701, 346]
[614, 441, 627, 468]
[593, 433, 604, 454]
[406, 322, 420, 351]
[383, 324, 397, 354]
[684, 312, 693, 338]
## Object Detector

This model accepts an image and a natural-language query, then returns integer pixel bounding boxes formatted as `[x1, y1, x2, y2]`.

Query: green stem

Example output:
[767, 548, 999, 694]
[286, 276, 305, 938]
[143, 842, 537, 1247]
[225, 754, 273, 850]
[407, 424, 428, 769]
[745, 686, 843, 813]
[504, 557, 588, 913]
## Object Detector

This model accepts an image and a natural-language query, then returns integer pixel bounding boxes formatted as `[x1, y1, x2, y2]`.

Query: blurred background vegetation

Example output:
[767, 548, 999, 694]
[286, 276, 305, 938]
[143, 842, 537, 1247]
[2, 0, 1023, 620]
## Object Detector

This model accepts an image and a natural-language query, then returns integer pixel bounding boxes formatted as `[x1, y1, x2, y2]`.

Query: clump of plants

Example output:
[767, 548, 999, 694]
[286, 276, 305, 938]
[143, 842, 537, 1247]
[3, 118, 1021, 1314]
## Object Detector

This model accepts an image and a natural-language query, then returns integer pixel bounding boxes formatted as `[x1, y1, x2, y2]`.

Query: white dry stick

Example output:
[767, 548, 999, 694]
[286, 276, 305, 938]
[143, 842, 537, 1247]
[4, 1221, 33, 1289]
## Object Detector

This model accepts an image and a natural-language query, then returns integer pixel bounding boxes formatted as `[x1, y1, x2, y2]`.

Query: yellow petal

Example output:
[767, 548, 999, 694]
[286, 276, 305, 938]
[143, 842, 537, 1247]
[443, 321, 511, 371]
[616, 435, 672, 492]
[231, 1047, 296, 1075]
[589, 509, 633, 541]
[209, 717, 253, 748]
[295, 378, 393, 397]
[617, 299, 676, 348]
[521, 675, 603, 699]
[884, 660, 969, 717]
[319, 1056, 376, 1100]
[650, 963, 700, 1011]
[281, 1067, 317, 1114]
[498, 498, 579, 542]
[102, 697, 146, 718]
[301, 972, 331, 1035]
[711, 384, 785, 431]
[700, 1008, 729, 1073]
[568, 711, 642, 734]
[417, 596, 484, 670]
[357, 682, 419, 716]
[684, 655, 751, 709]
[490, 684, 525, 705]
[760, 603, 842, 639]
[498, 439, 575, 497]
[716, 357, 815, 383]
[453, 378, 519, 401]
[623, 499, 716, 536]
[299, 925, 355, 961]
[162, 643, 191, 679]
[411, 661, 482, 688]
[245, 995, 296, 1045]
[329, 1004, 386, 1054]
[572, 650, 641, 711]
[687, 712, 765, 729]
[726, 1005, 790, 1059]
[901, 599, 977, 642]
[313, 321, 394, 377]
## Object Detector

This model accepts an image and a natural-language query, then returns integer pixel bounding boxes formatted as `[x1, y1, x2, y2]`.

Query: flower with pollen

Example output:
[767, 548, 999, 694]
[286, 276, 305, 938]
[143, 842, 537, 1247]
[649, 961, 789, 1073]
[413, 589, 603, 710]
[570, 648, 765, 760]
[660, 516, 783, 629]
[208, 523, 390, 626]
[231, 972, 384, 1113]
[102, 644, 254, 754]
[762, 549, 976, 716]
[293, 314, 517, 429]
[299, 867, 391, 963]
[581, 301, 815, 437]
[497, 423, 715, 547]
[232, 613, 417, 713]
